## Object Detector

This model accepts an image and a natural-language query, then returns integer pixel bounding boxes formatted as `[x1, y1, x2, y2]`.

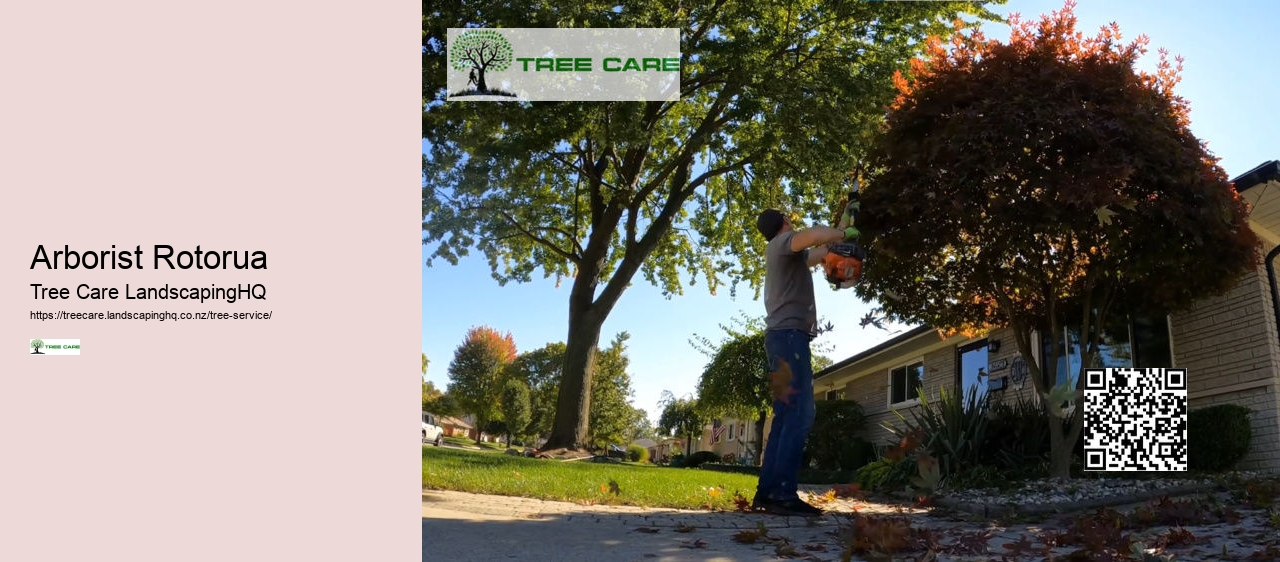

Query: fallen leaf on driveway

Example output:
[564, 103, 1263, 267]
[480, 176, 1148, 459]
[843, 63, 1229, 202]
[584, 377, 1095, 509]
[680, 539, 707, 549]
[634, 527, 660, 534]
[676, 524, 696, 533]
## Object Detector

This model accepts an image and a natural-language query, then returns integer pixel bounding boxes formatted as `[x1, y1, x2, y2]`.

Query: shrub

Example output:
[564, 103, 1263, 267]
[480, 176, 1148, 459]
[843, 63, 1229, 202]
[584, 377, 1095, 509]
[1188, 404, 1251, 472]
[698, 463, 761, 476]
[983, 393, 1050, 470]
[685, 450, 721, 469]
[669, 453, 686, 467]
[854, 456, 914, 492]
[805, 399, 867, 470]
[886, 385, 989, 478]
[626, 444, 650, 463]
[839, 437, 878, 471]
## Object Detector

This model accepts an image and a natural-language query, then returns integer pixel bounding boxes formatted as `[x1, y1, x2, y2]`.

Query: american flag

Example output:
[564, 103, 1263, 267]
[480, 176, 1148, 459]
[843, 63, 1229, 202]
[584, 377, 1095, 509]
[711, 420, 726, 443]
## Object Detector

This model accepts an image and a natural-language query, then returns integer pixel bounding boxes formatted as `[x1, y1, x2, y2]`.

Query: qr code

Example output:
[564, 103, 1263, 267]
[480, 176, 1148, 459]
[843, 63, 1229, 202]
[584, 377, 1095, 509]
[1083, 368, 1188, 472]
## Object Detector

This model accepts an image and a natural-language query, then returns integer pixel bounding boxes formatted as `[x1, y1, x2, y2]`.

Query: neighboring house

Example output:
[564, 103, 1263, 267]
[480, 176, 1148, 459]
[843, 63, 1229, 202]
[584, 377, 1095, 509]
[697, 417, 763, 465]
[814, 160, 1280, 475]
[653, 437, 685, 463]
[437, 415, 475, 439]
[632, 438, 658, 460]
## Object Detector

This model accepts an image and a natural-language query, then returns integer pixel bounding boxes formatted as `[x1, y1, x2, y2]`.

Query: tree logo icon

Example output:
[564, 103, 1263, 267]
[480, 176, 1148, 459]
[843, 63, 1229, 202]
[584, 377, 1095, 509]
[449, 29, 518, 98]
[30, 339, 45, 354]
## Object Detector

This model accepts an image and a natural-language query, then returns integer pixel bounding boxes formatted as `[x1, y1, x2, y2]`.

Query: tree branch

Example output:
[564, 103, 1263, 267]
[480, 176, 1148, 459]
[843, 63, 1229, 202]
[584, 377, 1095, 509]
[471, 205, 583, 265]
[685, 149, 765, 195]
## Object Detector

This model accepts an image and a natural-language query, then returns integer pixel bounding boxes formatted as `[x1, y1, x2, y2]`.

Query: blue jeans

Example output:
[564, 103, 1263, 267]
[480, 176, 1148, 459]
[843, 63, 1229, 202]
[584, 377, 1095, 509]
[755, 329, 817, 502]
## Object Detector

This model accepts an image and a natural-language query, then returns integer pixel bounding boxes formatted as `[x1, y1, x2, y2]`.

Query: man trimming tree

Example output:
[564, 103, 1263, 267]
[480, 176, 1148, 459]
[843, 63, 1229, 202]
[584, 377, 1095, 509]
[751, 209, 855, 516]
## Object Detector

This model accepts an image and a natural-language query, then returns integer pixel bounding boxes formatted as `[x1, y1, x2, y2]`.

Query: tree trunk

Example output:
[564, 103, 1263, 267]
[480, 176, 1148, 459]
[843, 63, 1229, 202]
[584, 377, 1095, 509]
[685, 431, 694, 457]
[541, 305, 605, 450]
[477, 69, 488, 92]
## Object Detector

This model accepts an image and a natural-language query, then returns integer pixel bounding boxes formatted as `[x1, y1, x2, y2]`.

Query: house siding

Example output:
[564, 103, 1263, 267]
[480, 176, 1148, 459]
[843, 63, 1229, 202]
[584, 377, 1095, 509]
[845, 346, 961, 448]
[1187, 385, 1280, 473]
[844, 367, 892, 446]
[814, 265, 1280, 474]
[1171, 264, 1280, 474]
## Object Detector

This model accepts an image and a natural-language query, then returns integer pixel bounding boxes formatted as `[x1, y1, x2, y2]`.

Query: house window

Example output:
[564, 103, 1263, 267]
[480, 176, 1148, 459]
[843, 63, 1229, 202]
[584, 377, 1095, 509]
[956, 339, 989, 409]
[890, 361, 924, 406]
[728, 424, 734, 441]
[825, 389, 845, 401]
[1040, 306, 1171, 389]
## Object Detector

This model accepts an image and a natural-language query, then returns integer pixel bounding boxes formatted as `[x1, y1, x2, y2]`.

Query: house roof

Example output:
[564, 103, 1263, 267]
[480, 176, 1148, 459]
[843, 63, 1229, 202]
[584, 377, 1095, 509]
[438, 416, 473, 429]
[814, 325, 936, 380]
[1234, 160, 1280, 246]
[1234, 160, 1280, 192]
[632, 438, 658, 448]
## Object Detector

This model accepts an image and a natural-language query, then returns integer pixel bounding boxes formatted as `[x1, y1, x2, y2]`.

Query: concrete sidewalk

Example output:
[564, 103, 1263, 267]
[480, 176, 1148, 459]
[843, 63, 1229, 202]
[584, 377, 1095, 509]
[421, 489, 854, 562]
[422, 487, 1277, 562]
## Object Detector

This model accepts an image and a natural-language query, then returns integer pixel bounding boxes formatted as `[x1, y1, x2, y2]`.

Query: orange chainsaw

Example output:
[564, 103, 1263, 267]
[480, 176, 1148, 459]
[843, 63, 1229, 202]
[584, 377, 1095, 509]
[822, 190, 865, 289]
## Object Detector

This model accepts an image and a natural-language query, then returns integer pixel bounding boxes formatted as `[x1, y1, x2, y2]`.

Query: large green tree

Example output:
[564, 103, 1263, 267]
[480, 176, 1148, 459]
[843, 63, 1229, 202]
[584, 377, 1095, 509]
[422, 380, 443, 411]
[499, 378, 532, 447]
[503, 335, 640, 447]
[693, 328, 770, 465]
[446, 326, 518, 444]
[627, 409, 658, 444]
[855, 3, 1259, 480]
[657, 391, 707, 458]
[503, 342, 567, 439]
[690, 314, 835, 465]
[588, 333, 643, 449]
[424, 0, 1005, 450]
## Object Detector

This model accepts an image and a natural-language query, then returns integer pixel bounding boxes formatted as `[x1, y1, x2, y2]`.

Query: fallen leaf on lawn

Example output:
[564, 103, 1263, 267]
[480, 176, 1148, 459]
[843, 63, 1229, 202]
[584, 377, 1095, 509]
[676, 524, 696, 533]
[609, 480, 622, 495]
[634, 527, 660, 534]
[732, 491, 753, 512]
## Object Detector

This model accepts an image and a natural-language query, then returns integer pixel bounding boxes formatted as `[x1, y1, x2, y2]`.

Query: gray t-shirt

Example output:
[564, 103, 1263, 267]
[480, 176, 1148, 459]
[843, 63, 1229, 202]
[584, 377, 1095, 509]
[764, 230, 817, 336]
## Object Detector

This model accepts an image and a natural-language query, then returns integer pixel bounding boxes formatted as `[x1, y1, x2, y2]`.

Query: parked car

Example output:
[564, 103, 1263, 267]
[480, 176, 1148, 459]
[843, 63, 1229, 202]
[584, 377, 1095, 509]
[422, 412, 444, 446]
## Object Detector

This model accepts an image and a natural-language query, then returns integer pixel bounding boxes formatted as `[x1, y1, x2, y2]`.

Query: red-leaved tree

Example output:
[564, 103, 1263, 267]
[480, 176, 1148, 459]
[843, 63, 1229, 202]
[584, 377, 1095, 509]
[856, 1, 1259, 480]
[447, 326, 518, 444]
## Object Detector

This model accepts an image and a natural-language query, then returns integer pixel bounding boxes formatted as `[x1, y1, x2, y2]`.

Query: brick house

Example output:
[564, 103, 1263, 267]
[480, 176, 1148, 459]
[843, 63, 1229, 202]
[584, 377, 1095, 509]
[813, 160, 1280, 474]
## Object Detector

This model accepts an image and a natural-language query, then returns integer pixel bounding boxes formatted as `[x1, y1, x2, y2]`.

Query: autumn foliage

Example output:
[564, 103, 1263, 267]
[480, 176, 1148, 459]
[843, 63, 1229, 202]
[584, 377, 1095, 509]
[447, 326, 518, 443]
[856, 1, 1259, 480]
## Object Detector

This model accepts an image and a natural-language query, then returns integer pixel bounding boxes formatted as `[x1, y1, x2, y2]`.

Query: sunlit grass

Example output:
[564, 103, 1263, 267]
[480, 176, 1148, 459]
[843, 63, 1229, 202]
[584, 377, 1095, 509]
[423, 446, 758, 510]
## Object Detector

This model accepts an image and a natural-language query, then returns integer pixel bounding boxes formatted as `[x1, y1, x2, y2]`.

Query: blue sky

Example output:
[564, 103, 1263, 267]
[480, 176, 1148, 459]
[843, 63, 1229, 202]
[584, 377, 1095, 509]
[423, 0, 1280, 427]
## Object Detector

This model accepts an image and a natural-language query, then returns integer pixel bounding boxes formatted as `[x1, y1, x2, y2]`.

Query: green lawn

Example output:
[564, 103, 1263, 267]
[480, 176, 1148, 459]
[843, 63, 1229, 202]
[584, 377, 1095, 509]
[441, 436, 505, 451]
[423, 445, 760, 510]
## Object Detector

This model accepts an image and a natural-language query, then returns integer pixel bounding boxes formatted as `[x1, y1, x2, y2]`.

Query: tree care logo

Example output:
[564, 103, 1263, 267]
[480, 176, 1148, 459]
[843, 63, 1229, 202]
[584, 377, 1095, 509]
[448, 29, 517, 99]
[30, 339, 80, 355]
[445, 28, 680, 102]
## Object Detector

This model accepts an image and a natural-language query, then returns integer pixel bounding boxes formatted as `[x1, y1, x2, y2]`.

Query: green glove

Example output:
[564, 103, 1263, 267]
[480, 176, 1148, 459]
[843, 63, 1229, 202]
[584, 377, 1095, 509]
[844, 226, 860, 239]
